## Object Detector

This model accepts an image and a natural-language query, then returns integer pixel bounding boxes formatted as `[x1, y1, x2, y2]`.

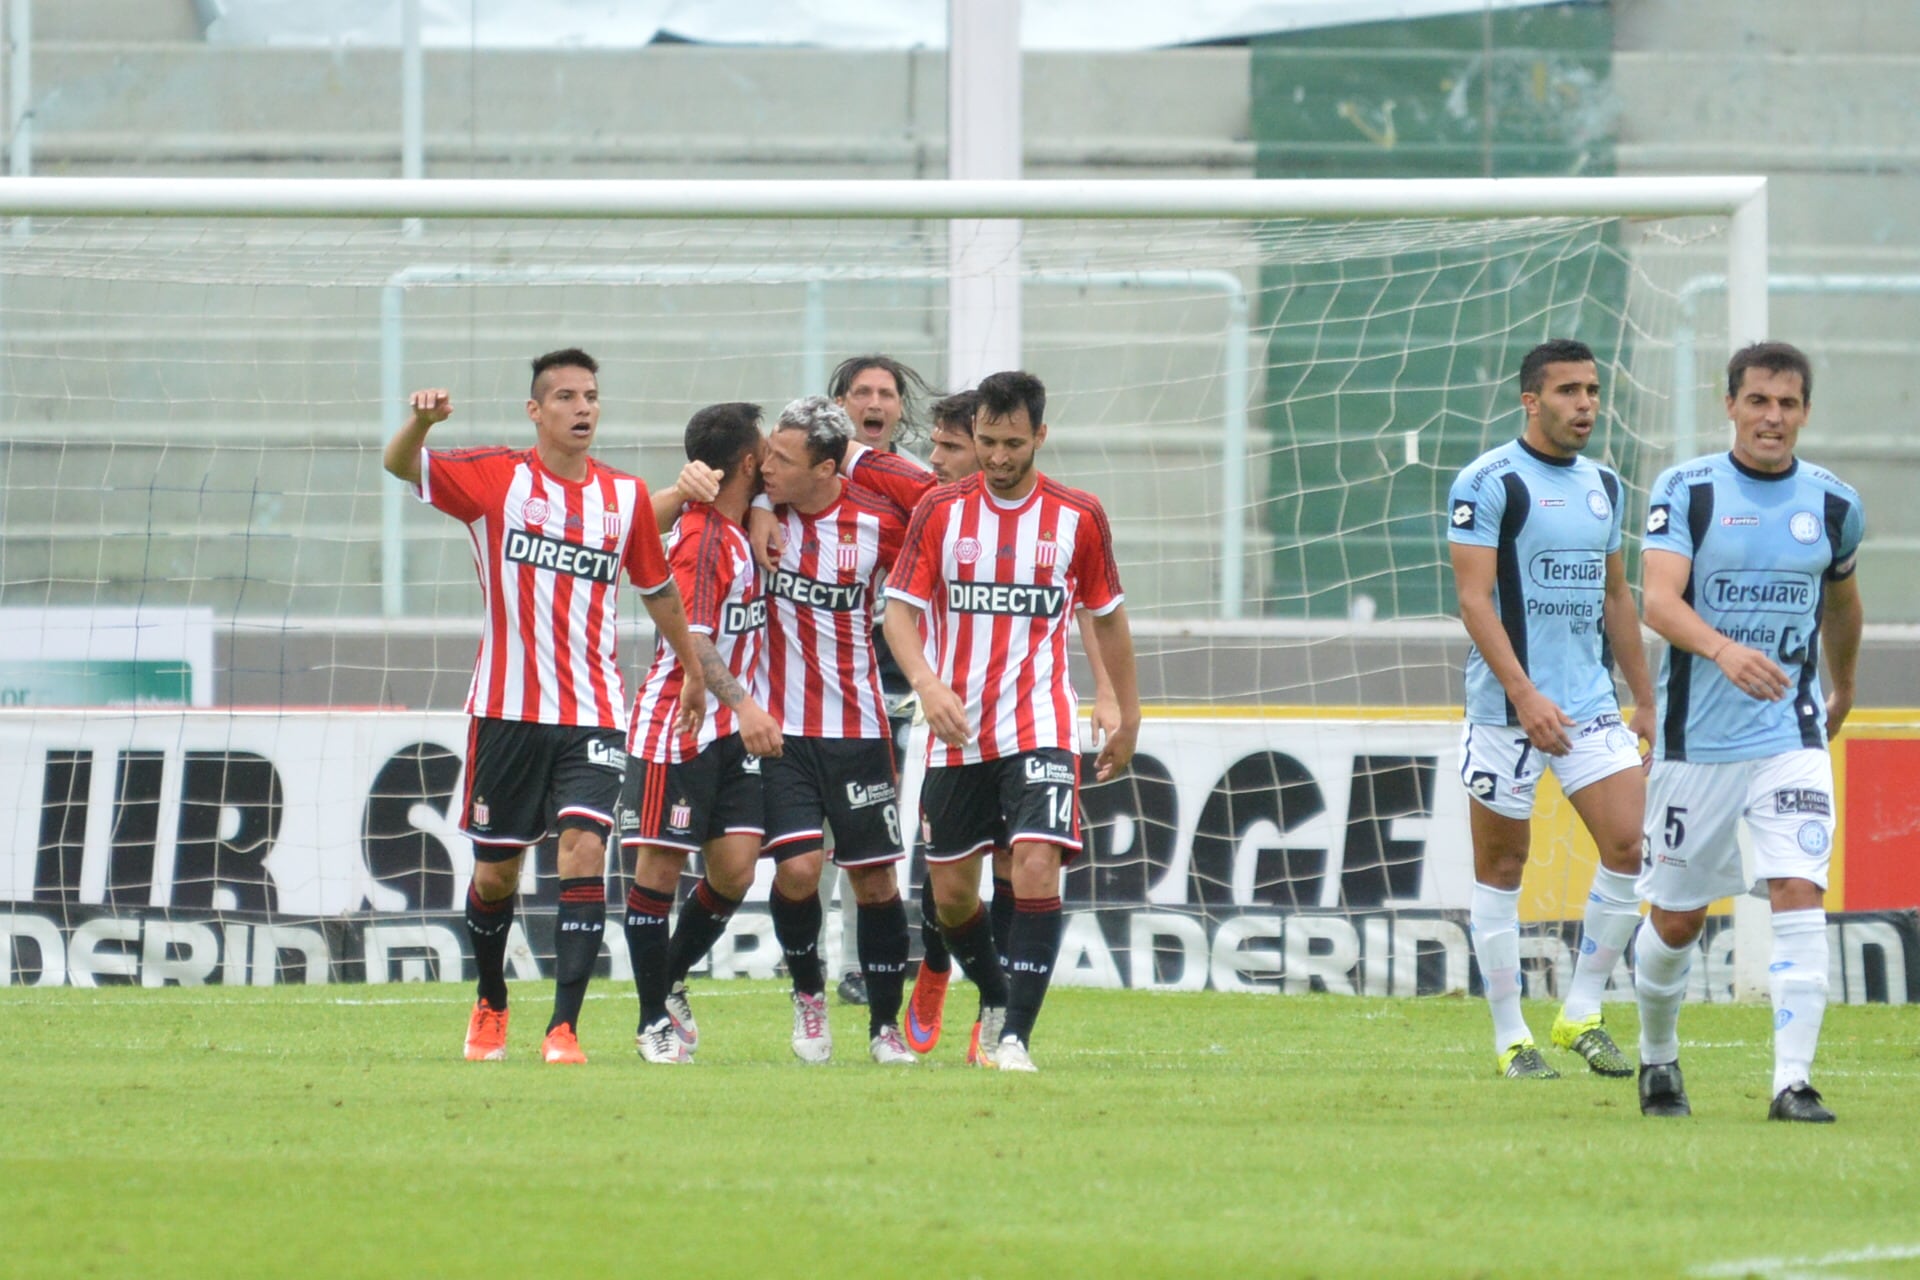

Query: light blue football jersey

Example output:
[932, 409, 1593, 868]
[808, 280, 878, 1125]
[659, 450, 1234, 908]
[1644, 452, 1864, 763]
[1447, 438, 1625, 726]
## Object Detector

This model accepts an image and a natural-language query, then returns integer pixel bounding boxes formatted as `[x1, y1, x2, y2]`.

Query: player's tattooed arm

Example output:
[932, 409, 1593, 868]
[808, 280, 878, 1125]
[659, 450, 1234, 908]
[694, 634, 783, 756]
[695, 635, 747, 708]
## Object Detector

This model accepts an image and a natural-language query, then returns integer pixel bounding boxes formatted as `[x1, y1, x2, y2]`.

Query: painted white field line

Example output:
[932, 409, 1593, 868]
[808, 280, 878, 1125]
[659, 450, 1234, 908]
[1691, 1242, 1920, 1278]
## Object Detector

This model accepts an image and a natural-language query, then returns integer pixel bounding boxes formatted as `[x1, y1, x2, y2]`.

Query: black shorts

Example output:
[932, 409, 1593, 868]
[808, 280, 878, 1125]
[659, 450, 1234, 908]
[762, 736, 905, 867]
[461, 717, 626, 860]
[920, 748, 1083, 864]
[617, 734, 765, 852]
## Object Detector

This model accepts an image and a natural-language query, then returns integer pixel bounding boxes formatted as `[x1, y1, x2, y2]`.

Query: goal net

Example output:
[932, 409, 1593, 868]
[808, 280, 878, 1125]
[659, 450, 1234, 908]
[0, 178, 1765, 995]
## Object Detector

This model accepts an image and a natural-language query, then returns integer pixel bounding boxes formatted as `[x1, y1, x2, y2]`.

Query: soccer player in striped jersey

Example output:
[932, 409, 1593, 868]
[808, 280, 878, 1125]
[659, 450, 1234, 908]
[382, 348, 706, 1066]
[1631, 342, 1864, 1123]
[757, 395, 919, 1064]
[826, 355, 932, 1006]
[1447, 338, 1657, 1081]
[900, 389, 1119, 1062]
[618, 402, 784, 1065]
[884, 370, 1141, 1072]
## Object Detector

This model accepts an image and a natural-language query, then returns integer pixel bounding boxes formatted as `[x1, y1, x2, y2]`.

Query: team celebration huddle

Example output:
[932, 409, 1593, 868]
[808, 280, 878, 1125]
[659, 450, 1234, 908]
[382, 351, 1139, 1074]
[380, 334, 1862, 1115]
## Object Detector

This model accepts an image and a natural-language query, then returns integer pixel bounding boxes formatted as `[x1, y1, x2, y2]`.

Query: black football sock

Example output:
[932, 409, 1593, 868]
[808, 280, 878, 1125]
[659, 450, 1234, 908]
[858, 894, 911, 1036]
[465, 881, 515, 1010]
[941, 903, 1008, 1008]
[1004, 895, 1063, 1046]
[666, 877, 740, 986]
[989, 876, 1016, 970]
[770, 886, 826, 997]
[624, 883, 673, 1028]
[548, 877, 605, 1033]
[919, 872, 952, 973]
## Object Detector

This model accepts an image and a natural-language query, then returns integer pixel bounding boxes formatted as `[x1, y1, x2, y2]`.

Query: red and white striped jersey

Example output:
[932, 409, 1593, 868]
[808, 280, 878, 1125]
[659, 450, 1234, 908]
[415, 445, 672, 728]
[628, 505, 766, 763]
[765, 481, 908, 739]
[886, 472, 1124, 765]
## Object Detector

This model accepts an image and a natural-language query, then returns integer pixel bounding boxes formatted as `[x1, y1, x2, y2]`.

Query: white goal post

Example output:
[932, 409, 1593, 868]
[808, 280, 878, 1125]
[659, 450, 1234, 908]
[0, 175, 1781, 998]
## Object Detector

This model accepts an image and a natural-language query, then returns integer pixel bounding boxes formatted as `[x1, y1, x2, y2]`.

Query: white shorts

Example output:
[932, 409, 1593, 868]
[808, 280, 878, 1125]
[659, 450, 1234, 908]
[1637, 748, 1834, 911]
[1458, 713, 1642, 821]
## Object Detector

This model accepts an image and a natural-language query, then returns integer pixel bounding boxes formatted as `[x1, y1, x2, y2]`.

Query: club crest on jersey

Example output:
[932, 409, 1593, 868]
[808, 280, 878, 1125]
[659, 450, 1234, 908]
[472, 797, 491, 827]
[1790, 511, 1822, 544]
[1797, 821, 1830, 855]
[837, 540, 860, 573]
[954, 536, 983, 565]
[1587, 490, 1610, 519]
[521, 497, 551, 525]
[1451, 501, 1476, 529]
[1646, 504, 1671, 535]
[603, 511, 623, 538]
[1035, 536, 1060, 569]
[669, 800, 692, 830]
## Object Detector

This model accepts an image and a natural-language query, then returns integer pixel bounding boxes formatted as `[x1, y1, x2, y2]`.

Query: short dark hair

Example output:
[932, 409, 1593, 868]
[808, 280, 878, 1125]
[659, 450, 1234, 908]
[683, 402, 762, 480]
[1518, 339, 1596, 395]
[930, 390, 979, 437]
[774, 395, 853, 468]
[828, 354, 930, 440]
[1727, 341, 1813, 404]
[530, 347, 598, 399]
[975, 370, 1046, 431]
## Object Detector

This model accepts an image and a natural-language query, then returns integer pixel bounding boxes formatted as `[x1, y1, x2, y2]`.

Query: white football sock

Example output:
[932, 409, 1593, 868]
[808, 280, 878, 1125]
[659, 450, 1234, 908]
[1470, 881, 1529, 1054]
[1633, 916, 1692, 1066]
[1769, 909, 1829, 1095]
[1561, 866, 1640, 1024]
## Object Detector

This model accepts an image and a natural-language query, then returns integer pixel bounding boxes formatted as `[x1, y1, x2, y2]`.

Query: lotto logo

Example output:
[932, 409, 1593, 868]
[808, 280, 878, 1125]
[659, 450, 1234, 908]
[1647, 504, 1671, 535]
[1451, 502, 1475, 529]
[1466, 771, 1496, 799]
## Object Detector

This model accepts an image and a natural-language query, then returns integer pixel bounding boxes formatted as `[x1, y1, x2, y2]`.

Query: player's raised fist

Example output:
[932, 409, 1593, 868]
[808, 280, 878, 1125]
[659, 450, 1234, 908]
[409, 389, 453, 429]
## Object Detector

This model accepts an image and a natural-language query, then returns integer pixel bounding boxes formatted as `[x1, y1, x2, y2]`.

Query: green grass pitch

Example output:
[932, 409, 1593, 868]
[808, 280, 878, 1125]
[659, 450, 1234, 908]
[3, 983, 1917, 1279]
